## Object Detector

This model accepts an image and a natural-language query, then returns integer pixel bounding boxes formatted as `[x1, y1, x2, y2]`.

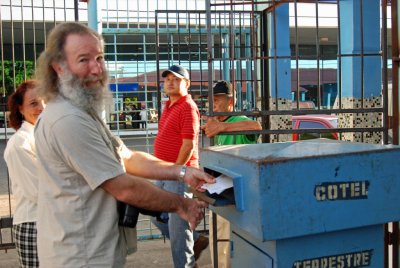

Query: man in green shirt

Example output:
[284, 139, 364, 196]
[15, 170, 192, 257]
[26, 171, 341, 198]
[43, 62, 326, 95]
[201, 80, 261, 145]
[201, 80, 261, 267]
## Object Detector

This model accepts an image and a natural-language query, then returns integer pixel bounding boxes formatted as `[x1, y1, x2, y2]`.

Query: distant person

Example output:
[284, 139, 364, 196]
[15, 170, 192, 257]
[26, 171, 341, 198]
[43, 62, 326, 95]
[4, 80, 44, 268]
[153, 65, 208, 268]
[33, 22, 215, 267]
[128, 104, 140, 129]
[201, 80, 261, 267]
[139, 106, 147, 128]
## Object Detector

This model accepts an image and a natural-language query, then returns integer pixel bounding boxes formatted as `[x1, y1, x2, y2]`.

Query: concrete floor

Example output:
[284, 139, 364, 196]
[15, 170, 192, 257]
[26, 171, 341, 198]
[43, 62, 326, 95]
[0, 194, 212, 268]
[0, 237, 213, 268]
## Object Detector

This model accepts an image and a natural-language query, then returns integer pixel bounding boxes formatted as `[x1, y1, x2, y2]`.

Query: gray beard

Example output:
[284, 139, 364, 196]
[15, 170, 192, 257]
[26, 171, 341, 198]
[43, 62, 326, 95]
[58, 67, 111, 114]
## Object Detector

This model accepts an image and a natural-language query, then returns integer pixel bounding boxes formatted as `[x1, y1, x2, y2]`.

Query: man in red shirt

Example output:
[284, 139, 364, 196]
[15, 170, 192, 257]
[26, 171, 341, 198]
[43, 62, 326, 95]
[153, 65, 208, 268]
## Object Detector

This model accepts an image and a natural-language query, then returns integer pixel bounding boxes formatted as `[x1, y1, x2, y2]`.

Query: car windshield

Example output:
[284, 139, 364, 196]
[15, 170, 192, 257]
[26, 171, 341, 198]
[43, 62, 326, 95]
[298, 121, 326, 129]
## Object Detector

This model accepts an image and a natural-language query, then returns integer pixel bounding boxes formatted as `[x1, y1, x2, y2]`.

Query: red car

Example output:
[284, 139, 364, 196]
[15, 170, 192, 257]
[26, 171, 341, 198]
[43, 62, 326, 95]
[292, 114, 339, 141]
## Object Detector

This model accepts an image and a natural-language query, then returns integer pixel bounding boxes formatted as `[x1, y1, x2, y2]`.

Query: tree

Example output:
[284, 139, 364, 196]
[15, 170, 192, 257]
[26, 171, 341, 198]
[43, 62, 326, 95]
[0, 60, 35, 96]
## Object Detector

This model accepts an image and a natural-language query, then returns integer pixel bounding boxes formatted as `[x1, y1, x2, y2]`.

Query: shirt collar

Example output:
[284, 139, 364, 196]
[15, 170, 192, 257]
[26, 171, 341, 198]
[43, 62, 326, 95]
[20, 120, 35, 132]
[166, 94, 191, 108]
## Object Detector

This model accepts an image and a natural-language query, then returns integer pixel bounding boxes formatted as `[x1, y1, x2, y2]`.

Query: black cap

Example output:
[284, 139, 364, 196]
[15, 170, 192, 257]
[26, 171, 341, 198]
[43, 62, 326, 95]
[161, 65, 190, 80]
[212, 80, 233, 96]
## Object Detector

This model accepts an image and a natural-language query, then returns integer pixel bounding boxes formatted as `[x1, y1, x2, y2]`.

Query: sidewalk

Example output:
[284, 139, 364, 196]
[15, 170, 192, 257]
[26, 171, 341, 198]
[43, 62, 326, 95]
[0, 195, 212, 267]
[0, 237, 212, 268]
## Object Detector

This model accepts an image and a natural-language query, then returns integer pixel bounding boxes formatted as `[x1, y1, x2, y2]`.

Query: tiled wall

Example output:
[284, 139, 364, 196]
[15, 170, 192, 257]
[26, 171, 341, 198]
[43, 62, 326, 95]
[334, 97, 382, 144]
[262, 96, 383, 144]
[269, 97, 292, 143]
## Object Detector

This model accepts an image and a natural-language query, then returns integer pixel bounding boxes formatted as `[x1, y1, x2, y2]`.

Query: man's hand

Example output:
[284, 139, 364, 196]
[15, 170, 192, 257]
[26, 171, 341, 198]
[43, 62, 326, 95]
[201, 116, 224, 138]
[176, 197, 208, 230]
[183, 167, 216, 192]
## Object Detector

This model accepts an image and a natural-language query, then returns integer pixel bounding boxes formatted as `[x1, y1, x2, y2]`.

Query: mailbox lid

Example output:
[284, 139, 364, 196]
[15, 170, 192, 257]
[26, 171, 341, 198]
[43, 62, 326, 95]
[202, 139, 400, 164]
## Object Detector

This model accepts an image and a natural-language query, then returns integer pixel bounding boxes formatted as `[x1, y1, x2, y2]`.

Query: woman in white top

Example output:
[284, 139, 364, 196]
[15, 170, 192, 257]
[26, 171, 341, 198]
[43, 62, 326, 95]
[4, 80, 44, 267]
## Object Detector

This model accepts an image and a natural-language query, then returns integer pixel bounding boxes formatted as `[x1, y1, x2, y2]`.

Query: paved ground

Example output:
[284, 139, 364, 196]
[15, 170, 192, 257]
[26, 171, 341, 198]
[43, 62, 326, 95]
[0, 192, 213, 267]
[0, 237, 213, 268]
[0, 194, 212, 268]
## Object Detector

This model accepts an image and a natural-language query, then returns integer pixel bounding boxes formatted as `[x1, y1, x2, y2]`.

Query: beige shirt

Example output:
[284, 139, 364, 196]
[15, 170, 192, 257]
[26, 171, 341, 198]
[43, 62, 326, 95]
[35, 97, 127, 267]
[4, 121, 38, 224]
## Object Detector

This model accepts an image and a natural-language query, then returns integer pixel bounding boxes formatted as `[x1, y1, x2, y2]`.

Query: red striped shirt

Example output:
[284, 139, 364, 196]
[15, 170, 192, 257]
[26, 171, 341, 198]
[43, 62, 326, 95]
[154, 95, 200, 167]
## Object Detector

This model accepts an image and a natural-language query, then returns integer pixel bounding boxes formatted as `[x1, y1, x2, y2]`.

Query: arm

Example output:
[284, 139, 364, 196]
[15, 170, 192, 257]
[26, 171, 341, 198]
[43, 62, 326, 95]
[201, 116, 262, 138]
[123, 150, 215, 189]
[175, 138, 196, 165]
[101, 174, 207, 230]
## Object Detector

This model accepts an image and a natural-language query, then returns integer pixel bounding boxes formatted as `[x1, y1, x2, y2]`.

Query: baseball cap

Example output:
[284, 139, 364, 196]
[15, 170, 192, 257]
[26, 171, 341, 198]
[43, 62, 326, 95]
[212, 80, 233, 96]
[161, 65, 190, 80]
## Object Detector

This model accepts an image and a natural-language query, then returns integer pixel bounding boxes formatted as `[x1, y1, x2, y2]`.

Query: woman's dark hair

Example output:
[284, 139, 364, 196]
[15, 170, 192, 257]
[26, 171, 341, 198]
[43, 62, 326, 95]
[7, 80, 38, 130]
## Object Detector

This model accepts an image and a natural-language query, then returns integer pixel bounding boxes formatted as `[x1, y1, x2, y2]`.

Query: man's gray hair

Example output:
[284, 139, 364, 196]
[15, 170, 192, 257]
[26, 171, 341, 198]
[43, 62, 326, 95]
[34, 22, 104, 102]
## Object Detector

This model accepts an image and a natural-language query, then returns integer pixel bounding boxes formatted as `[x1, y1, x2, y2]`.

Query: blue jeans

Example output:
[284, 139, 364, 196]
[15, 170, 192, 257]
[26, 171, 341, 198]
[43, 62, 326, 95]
[152, 212, 200, 241]
[153, 180, 197, 268]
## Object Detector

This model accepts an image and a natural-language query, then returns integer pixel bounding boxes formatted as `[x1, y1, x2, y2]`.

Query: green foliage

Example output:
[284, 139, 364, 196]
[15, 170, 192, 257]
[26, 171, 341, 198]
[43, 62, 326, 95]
[0, 60, 35, 95]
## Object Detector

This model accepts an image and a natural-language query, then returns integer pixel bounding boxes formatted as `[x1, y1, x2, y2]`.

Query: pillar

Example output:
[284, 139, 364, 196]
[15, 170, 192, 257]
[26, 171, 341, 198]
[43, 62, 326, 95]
[337, 0, 381, 143]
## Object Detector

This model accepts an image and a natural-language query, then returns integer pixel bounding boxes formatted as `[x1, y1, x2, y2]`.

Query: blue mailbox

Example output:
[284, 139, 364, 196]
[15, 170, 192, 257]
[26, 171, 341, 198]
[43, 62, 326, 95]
[200, 139, 400, 267]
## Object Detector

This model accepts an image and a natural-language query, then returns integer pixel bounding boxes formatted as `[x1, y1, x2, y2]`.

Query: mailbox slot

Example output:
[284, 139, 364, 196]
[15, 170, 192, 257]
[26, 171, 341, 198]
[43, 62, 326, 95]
[200, 165, 245, 212]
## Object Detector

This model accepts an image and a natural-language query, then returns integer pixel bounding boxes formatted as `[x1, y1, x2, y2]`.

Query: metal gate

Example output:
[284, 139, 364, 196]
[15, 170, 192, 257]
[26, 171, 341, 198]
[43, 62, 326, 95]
[0, 0, 86, 251]
[201, 0, 393, 267]
[0, 0, 399, 266]
[152, 0, 398, 266]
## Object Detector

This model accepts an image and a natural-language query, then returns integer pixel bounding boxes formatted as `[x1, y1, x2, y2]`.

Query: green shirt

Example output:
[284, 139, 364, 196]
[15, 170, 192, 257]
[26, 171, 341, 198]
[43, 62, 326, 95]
[215, 116, 259, 145]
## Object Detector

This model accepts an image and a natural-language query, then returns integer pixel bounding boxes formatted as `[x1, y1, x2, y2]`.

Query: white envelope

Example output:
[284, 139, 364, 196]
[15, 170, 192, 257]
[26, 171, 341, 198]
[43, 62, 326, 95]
[201, 174, 233, 194]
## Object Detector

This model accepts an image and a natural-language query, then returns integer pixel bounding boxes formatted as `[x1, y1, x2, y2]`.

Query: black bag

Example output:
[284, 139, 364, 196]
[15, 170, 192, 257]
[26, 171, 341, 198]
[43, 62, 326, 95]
[117, 201, 163, 228]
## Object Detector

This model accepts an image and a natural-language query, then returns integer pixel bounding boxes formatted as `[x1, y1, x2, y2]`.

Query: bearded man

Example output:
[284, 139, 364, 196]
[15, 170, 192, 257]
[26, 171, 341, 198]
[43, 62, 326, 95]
[33, 22, 214, 267]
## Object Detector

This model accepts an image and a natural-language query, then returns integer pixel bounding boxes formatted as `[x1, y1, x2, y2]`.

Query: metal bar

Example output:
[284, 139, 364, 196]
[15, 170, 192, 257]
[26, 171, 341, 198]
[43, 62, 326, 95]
[294, 0, 300, 108]
[222, 127, 387, 135]
[274, 0, 279, 113]
[382, 0, 389, 145]
[206, 0, 215, 144]
[261, 9, 270, 143]
[42, 0, 46, 48]
[53, 0, 56, 25]
[212, 212, 218, 268]
[210, 107, 384, 117]
[385, 222, 390, 268]
[210, 127, 387, 139]
[10, 0, 16, 91]
[155, 9, 162, 127]
[188, 12, 192, 87]
[142, 34, 152, 152]
[74, 0, 79, 21]
[360, 0, 364, 117]
[21, 0, 26, 80]
[392, 0, 399, 145]
[63, 0, 66, 22]
[210, 0, 338, 8]
[387, 2, 400, 267]
[336, 0, 342, 112]
[32, 0, 37, 65]
[315, 0, 321, 109]
[392, 222, 400, 268]
[250, 3, 258, 111]
[0, 1, 5, 99]
[207, 3, 218, 266]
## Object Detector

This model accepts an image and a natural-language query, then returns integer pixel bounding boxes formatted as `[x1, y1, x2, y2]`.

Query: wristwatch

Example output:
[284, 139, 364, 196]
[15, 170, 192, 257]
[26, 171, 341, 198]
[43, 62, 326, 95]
[178, 165, 187, 182]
